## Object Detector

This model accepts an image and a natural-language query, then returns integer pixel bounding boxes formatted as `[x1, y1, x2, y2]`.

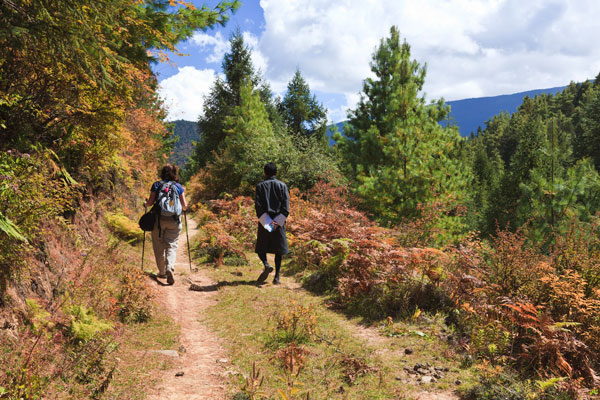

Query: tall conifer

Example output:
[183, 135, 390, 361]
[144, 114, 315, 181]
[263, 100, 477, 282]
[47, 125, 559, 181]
[336, 26, 469, 228]
[189, 31, 281, 173]
[280, 69, 327, 142]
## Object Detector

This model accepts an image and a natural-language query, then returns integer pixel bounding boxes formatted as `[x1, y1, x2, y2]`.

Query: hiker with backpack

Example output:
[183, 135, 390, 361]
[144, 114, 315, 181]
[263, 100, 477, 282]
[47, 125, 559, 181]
[143, 164, 187, 285]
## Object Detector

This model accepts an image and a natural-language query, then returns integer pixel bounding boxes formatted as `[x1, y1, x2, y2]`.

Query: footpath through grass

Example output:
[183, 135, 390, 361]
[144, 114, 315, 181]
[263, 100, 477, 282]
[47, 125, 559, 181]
[200, 254, 478, 400]
[106, 309, 180, 399]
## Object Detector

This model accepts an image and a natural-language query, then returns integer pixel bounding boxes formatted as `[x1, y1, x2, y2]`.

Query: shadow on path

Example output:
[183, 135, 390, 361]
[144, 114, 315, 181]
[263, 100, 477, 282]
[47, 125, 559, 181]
[144, 271, 171, 287]
[188, 279, 260, 292]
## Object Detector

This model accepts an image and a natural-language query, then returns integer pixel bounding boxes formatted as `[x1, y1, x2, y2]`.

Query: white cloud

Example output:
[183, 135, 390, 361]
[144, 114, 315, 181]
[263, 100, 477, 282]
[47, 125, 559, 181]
[243, 31, 269, 79]
[190, 31, 229, 63]
[158, 66, 218, 121]
[258, 0, 600, 120]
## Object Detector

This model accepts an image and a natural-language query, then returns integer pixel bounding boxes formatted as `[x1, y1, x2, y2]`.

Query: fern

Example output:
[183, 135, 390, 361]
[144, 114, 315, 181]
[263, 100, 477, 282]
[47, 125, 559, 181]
[0, 211, 27, 242]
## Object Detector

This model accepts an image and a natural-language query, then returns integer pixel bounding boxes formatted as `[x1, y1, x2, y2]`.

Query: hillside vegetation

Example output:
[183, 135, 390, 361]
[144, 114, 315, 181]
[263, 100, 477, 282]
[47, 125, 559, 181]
[182, 25, 600, 399]
[0, 0, 239, 397]
[169, 120, 200, 168]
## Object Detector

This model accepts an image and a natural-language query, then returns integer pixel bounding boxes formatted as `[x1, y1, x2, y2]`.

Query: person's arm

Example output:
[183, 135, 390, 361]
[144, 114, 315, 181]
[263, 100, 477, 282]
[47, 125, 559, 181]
[272, 184, 289, 228]
[280, 184, 290, 218]
[144, 191, 156, 208]
[255, 184, 265, 218]
[180, 192, 188, 212]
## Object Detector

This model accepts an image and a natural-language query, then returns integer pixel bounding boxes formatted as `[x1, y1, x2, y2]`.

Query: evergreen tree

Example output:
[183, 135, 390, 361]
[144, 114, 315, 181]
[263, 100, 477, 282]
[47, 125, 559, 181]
[199, 84, 340, 196]
[336, 26, 470, 229]
[202, 83, 283, 195]
[279, 69, 327, 142]
[578, 85, 600, 169]
[189, 31, 282, 173]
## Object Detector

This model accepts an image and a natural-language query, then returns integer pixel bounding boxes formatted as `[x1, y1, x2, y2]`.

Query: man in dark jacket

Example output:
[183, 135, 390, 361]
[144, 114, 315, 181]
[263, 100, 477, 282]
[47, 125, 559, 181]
[255, 162, 289, 284]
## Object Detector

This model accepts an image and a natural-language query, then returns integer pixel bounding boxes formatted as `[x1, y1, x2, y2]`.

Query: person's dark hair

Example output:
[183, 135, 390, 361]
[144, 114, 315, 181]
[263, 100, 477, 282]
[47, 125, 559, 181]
[160, 164, 179, 182]
[264, 162, 277, 177]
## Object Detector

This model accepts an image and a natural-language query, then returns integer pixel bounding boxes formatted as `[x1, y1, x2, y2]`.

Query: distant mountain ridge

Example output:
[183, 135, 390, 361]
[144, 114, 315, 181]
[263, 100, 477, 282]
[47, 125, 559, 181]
[170, 84, 578, 156]
[444, 85, 567, 136]
[327, 84, 573, 139]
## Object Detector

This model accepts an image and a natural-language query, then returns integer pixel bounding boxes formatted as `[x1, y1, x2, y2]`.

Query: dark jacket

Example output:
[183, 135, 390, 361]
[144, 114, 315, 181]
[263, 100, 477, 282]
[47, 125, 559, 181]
[254, 176, 289, 255]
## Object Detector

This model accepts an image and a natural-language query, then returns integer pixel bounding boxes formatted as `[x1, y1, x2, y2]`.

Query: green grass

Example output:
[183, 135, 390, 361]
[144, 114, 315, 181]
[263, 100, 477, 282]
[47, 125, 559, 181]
[199, 254, 479, 399]
[105, 308, 180, 399]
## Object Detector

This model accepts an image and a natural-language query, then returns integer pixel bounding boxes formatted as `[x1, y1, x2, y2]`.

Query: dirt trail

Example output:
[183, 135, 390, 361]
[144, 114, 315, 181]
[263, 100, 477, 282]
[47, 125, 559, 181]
[146, 218, 229, 400]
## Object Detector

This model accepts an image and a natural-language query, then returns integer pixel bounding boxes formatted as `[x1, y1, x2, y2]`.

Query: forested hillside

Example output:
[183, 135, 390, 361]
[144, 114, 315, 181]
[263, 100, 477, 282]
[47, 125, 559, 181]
[327, 84, 574, 141]
[446, 85, 568, 136]
[0, 1, 239, 397]
[181, 25, 600, 399]
[169, 120, 200, 168]
[2, 1, 600, 398]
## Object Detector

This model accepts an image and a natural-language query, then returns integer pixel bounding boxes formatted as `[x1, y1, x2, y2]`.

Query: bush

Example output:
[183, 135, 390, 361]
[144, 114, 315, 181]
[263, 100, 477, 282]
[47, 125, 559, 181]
[271, 301, 317, 345]
[194, 222, 247, 267]
[68, 305, 113, 342]
[0, 150, 78, 279]
[117, 268, 154, 323]
[105, 212, 143, 244]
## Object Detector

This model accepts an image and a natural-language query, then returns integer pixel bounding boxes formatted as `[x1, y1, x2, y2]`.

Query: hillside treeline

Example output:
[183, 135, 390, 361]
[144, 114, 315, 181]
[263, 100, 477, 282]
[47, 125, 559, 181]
[0, 1, 239, 397]
[185, 26, 600, 398]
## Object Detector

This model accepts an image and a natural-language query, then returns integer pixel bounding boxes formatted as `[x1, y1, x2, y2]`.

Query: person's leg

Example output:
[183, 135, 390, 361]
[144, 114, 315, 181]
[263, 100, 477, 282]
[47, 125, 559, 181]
[151, 226, 166, 277]
[257, 252, 270, 267]
[256, 252, 273, 283]
[273, 254, 282, 284]
[162, 218, 181, 285]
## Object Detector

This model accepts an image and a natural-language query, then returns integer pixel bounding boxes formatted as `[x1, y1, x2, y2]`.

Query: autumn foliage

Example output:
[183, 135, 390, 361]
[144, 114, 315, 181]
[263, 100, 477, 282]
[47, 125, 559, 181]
[194, 180, 600, 394]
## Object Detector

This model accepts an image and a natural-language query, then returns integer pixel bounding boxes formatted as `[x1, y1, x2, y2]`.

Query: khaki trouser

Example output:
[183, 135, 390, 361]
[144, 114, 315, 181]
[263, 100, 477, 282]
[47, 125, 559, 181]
[151, 216, 181, 275]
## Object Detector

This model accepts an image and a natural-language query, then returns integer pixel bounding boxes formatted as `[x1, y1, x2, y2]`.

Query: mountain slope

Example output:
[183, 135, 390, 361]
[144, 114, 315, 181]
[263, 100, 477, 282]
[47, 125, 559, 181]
[169, 120, 200, 167]
[326, 84, 572, 140]
[444, 85, 567, 136]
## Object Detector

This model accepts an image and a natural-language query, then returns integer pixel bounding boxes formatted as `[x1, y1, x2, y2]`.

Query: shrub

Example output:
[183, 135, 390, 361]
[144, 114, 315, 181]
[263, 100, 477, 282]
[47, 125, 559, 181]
[0, 149, 78, 279]
[68, 305, 113, 342]
[117, 268, 154, 323]
[105, 212, 142, 244]
[272, 301, 317, 345]
[195, 222, 247, 267]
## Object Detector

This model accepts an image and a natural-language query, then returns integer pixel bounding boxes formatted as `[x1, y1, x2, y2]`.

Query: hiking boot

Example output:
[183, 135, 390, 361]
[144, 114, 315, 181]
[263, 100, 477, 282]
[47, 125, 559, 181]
[166, 269, 175, 285]
[257, 266, 274, 283]
[272, 275, 280, 285]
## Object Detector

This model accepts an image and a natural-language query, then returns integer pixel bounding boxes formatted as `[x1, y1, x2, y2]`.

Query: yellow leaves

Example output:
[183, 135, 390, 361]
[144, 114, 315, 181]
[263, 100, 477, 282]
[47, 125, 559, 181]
[411, 306, 421, 321]
[276, 301, 317, 343]
[168, 0, 196, 10]
[462, 302, 475, 314]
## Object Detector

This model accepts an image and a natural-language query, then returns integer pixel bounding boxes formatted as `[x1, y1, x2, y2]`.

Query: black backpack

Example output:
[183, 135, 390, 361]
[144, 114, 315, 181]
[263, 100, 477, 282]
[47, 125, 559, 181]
[138, 211, 155, 232]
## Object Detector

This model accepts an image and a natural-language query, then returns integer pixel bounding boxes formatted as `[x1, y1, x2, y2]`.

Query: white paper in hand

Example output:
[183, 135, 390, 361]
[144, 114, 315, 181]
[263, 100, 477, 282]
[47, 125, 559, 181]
[258, 213, 274, 232]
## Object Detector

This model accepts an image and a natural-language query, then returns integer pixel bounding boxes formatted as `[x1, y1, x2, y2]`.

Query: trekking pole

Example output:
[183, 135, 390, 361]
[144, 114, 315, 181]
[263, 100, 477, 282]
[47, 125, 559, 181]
[184, 210, 192, 271]
[141, 206, 146, 271]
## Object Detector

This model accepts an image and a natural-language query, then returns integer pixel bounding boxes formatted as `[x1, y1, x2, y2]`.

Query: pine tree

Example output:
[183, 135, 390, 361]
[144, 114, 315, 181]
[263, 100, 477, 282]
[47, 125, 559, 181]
[202, 83, 283, 195]
[336, 26, 470, 229]
[189, 31, 281, 173]
[279, 69, 327, 142]
[578, 85, 600, 169]
[201, 84, 340, 195]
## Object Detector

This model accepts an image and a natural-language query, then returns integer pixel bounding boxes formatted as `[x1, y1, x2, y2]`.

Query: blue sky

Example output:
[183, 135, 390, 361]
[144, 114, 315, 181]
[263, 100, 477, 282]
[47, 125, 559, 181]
[155, 0, 600, 123]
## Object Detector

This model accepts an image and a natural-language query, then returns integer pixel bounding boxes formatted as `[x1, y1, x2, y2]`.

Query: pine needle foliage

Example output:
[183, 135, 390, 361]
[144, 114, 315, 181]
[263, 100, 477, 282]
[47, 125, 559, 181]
[336, 26, 470, 231]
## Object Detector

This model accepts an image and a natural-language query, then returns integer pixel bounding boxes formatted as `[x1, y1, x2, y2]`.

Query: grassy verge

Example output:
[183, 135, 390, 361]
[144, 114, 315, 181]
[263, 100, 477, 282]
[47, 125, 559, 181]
[106, 305, 180, 399]
[105, 234, 181, 399]
[200, 254, 478, 400]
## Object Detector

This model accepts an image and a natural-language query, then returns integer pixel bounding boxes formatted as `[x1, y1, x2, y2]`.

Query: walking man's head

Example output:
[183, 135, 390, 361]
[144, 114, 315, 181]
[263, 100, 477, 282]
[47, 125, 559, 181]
[264, 162, 277, 178]
[161, 164, 179, 182]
